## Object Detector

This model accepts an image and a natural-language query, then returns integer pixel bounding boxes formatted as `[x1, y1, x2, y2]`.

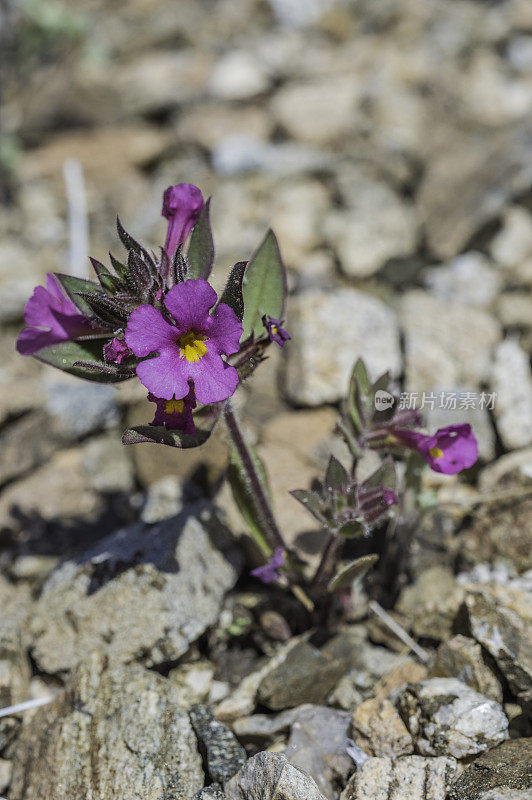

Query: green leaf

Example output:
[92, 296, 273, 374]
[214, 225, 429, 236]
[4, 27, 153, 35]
[227, 440, 272, 556]
[218, 261, 246, 321]
[348, 358, 370, 434]
[122, 402, 221, 448]
[33, 339, 130, 383]
[325, 455, 348, 492]
[328, 553, 379, 592]
[336, 519, 368, 538]
[290, 488, 328, 525]
[241, 230, 286, 341]
[55, 273, 105, 316]
[361, 456, 396, 493]
[187, 198, 214, 279]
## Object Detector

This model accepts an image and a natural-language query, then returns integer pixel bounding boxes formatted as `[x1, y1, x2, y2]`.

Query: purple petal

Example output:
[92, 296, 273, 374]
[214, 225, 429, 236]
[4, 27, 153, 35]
[205, 302, 243, 356]
[164, 279, 217, 332]
[136, 353, 190, 400]
[162, 184, 204, 260]
[148, 388, 196, 432]
[429, 424, 478, 475]
[16, 327, 66, 356]
[104, 337, 131, 364]
[187, 349, 239, 404]
[251, 548, 286, 584]
[125, 305, 178, 357]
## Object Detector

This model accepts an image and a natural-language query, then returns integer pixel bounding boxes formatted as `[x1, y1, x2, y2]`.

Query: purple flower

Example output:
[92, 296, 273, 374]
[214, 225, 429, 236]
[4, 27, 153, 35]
[263, 315, 291, 347]
[251, 548, 286, 584]
[162, 183, 204, 260]
[395, 423, 478, 475]
[16, 273, 93, 356]
[104, 336, 131, 365]
[358, 486, 398, 522]
[148, 388, 196, 433]
[125, 278, 242, 404]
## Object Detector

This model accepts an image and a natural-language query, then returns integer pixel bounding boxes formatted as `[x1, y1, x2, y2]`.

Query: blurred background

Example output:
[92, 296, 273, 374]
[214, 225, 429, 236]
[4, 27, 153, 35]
[1, 0, 531, 569]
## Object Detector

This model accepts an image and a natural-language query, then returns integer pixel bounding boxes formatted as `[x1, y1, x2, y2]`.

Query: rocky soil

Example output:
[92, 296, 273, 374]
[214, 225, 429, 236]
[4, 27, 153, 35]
[1, 0, 532, 798]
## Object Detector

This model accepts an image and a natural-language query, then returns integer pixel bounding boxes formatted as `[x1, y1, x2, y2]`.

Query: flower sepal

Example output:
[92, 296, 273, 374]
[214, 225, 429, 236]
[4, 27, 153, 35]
[122, 401, 222, 448]
[37, 338, 135, 383]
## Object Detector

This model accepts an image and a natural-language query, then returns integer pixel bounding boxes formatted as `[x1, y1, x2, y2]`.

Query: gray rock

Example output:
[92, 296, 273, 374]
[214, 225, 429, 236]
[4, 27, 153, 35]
[8, 654, 204, 800]
[193, 785, 226, 800]
[169, 662, 214, 707]
[0, 240, 49, 324]
[490, 339, 532, 450]
[0, 577, 32, 752]
[45, 378, 119, 440]
[398, 678, 508, 759]
[395, 567, 465, 641]
[424, 252, 502, 309]
[208, 52, 270, 100]
[213, 137, 329, 178]
[189, 705, 246, 784]
[225, 751, 327, 800]
[232, 705, 313, 746]
[0, 758, 11, 794]
[429, 635, 503, 704]
[0, 411, 57, 486]
[351, 697, 414, 758]
[329, 641, 402, 710]
[30, 504, 241, 674]
[491, 206, 532, 280]
[285, 288, 401, 406]
[341, 755, 458, 800]
[447, 738, 532, 800]
[464, 591, 532, 696]
[284, 705, 353, 799]
[81, 434, 135, 493]
[268, 0, 335, 28]
[142, 475, 185, 523]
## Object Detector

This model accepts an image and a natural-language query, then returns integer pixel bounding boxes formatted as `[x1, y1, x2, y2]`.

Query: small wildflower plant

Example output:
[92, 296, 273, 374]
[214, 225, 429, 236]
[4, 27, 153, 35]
[17, 183, 479, 608]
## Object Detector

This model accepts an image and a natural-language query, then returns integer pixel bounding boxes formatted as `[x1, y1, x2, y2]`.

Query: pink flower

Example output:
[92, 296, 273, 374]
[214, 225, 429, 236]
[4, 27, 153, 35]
[263, 315, 291, 348]
[104, 336, 131, 365]
[148, 388, 196, 433]
[125, 278, 242, 404]
[16, 273, 92, 356]
[251, 548, 286, 584]
[162, 183, 204, 259]
[394, 423, 478, 475]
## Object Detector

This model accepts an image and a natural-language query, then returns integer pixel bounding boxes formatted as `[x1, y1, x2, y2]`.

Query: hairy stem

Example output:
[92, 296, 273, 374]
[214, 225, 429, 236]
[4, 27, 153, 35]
[223, 400, 287, 552]
[311, 532, 342, 588]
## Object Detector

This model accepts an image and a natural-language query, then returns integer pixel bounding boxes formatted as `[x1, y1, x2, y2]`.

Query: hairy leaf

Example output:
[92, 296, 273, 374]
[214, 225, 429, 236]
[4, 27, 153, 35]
[55, 273, 105, 316]
[219, 261, 247, 321]
[33, 339, 131, 383]
[241, 230, 286, 341]
[328, 554, 379, 592]
[228, 439, 272, 555]
[122, 402, 221, 448]
[187, 198, 214, 280]
[290, 488, 328, 525]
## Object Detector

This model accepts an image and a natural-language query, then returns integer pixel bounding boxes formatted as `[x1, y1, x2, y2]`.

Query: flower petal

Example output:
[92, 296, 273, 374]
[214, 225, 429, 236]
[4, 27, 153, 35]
[136, 353, 190, 400]
[125, 305, 177, 357]
[164, 279, 217, 332]
[187, 349, 239, 404]
[206, 302, 243, 356]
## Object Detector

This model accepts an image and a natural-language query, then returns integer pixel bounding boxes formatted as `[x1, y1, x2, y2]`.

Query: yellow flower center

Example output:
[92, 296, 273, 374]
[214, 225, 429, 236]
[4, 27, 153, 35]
[270, 324, 278, 335]
[429, 446, 444, 459]
[178, 330, 207, 363]
[165, 397, 185, 415]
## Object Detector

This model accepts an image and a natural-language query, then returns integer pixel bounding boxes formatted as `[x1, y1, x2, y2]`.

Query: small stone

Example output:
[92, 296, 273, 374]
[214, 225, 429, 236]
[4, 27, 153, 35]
[189, 705, 246, 784]
[491, 206, 532, 280]
[8, 654, 204, 800]
[225, 751, 327, 800]
[424, 252, 502, 309]
[285, 287, 401, 406]
[284, 705, 353, 799]
[45, 378, 119, 440]
[341, 755, 458, 800]
[168, 661, 214, 706]
[81, 434, 134, 493]
[209, 52, 270, 100]
[141, 475, 184, 523]
[398, 678, 508, 759]
[0, 759, 11, 794]
[490, 339, 532, 450]
[0, 577, 32, 751]
[430, 635, 503, 704]
[395, 567, 465, 641]
[30, 504, 241, 674]
[351, 697, 414, 757]
[232, 706, 312, 747]
[447, 738, 532, 800]
[0, 240, 48, 324]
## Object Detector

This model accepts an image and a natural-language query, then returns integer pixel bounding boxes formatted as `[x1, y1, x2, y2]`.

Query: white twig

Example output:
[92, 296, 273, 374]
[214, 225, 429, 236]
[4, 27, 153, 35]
[63, 157, 89, 278]
[0, 696, 53, 718]
[368, 600, 430, 664]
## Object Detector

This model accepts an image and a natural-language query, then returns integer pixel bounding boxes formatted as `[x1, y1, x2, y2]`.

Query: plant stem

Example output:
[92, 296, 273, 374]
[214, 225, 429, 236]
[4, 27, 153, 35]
[222, 400, 288, 553]
[311, 532, 341, 588]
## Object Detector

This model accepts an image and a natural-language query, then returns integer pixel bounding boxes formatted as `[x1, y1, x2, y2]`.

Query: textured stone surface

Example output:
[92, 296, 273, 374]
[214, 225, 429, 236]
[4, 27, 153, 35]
[30, 505, 241, 674]
[285, 287, 401, 406]
[395, 567, 464, 641]
[341, 755, 458, 800]
[398, 678, 508, 758]
[0, 577, 32, 752]
[447, 739, 532, 800]
[351, 697, 414, 758]
[490, 339, 532, 450]
[189, 704, 246, 784]
[9, 654, 204, 800]
[225, 751, 327, 800]
[429, 635, 503, 704]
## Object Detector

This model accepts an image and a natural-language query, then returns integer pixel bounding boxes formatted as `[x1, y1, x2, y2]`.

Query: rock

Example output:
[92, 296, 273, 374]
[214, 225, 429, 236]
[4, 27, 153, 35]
[430, 635, 503, 704]
[424, 252, 502, 309]
[81, 434, 134, 493]
[169, 662, 215, 706]
[193, 785, 225, 800]
[400, 290, 501, 392]
[225, 751, 327, 800]
[329, 641, 402, 710]
[395, 567, 465, 641]
[418, 125, 532, 260]
[0, 239, 49, 324]
[0, 759, 11, 793]
[351, 697, 414, 757]
[496, 293, 532, 330]
[490, 339, 532, 450]
[0, 411, 58, 487]
[8, 654, 204, 800]
[271, 77, 362, 145]
[285, 287, 401, 405]
[141, 475, 185, 523]
[176, 104, 272, 152]
[270, 180, 330, 266]
[45, 378, 119, 441]
[268, 0, 335, 28]
[491, 206, 532, 284]
[257, 638, 354, 711]
[460, 494, 532, 574]
[326, 172, 418, 277]
[341, 755, 458, 800]
[209, 52, 271, 100]
[284, 705, 352, 799]
[30, 504, 241, 674]
[0, 577, 31, 752]
[398, 678, 508, 759]
[189, 705, 246, 784]
[212, 138, 329, 179]
[232, 705, 311, 746]
[447, 738, 532, 800]
[463, 591, 532, 697]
